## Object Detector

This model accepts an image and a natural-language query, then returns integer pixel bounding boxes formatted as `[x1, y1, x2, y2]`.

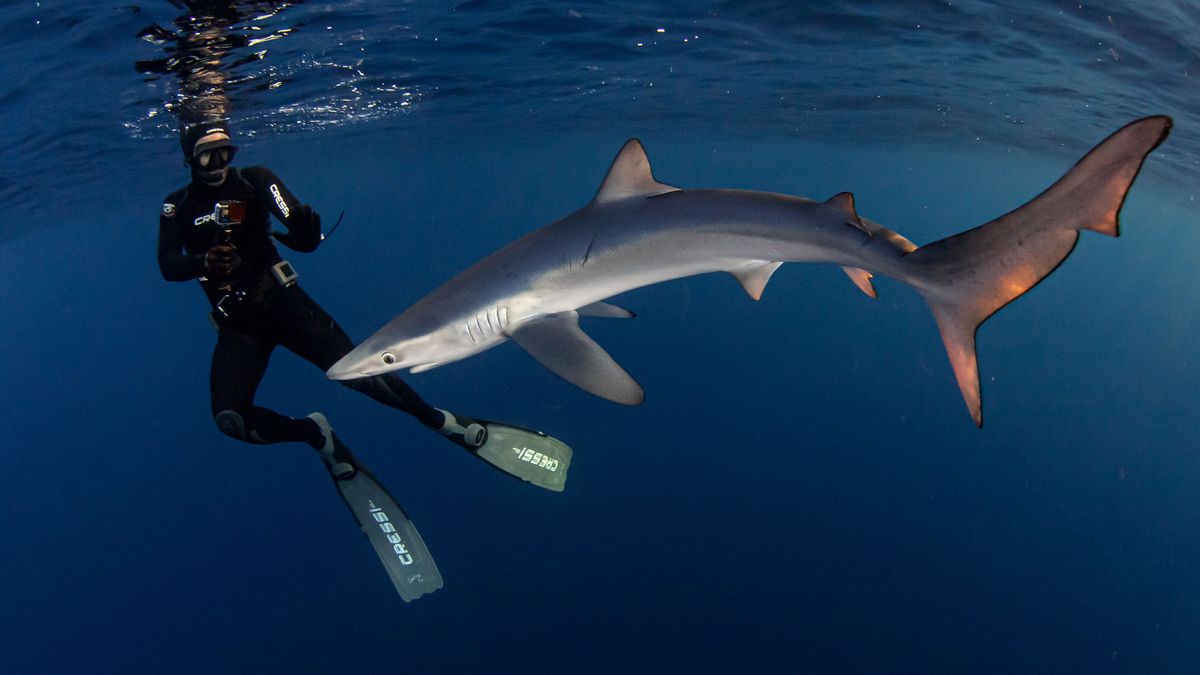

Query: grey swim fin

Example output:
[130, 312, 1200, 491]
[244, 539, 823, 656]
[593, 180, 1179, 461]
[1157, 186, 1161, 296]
[310, 413, 443, 602]
[474, 420, 572, 492]
[438, 410, 573, 492]
[330, 457, 443, 602]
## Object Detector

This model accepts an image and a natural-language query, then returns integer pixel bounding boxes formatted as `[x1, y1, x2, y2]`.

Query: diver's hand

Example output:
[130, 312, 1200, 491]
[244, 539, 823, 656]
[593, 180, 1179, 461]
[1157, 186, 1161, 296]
[297, 204, 321, 231]
[273, 204, 323, 252]
[204, 244, 242, 277]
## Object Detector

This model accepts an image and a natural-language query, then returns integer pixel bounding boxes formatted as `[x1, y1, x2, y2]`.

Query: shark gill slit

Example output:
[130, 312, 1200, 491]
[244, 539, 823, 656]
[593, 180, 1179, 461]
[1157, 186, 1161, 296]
[582, 232, 598, 266]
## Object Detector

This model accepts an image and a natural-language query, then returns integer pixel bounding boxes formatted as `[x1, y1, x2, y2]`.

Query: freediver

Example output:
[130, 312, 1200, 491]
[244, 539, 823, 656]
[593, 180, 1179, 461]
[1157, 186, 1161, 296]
[146, 3, 568, 602]
[156, 121, 494, 474]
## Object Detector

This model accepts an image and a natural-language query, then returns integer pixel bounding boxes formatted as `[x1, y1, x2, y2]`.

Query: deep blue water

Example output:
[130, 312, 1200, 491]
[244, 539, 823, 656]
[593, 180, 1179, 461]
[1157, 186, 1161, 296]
[2, 2, 1199, 673]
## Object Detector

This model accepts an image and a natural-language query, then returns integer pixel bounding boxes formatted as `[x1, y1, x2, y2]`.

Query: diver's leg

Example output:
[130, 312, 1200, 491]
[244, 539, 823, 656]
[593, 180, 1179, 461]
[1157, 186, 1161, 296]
[210, 328, 324, 447]
[276, 285, 445, 428]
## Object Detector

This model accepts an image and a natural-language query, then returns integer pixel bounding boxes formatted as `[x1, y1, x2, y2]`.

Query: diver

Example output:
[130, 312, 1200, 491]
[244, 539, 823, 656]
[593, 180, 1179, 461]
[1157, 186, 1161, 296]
[156, 121, 513, 474]
[146, 6, 569, 602]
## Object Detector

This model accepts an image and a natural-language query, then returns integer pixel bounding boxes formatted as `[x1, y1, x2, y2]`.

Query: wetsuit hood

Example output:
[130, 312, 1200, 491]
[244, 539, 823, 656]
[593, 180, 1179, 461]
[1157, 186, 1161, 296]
[181, 121, 238, 186]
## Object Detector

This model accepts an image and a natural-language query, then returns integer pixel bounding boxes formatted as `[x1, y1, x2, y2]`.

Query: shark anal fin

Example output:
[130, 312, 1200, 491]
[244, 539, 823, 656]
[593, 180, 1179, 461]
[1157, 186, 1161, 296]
[593, 139, 679, 204]
[510, 311, 644, 405]
[730, 261, 783, 301]
[841, 266, 878, 298]
[578, 301, 636, 318]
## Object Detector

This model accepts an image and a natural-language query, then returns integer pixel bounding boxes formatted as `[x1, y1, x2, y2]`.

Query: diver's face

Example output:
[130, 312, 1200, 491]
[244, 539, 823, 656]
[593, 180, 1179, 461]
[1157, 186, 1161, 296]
[193, 146, 234, 186]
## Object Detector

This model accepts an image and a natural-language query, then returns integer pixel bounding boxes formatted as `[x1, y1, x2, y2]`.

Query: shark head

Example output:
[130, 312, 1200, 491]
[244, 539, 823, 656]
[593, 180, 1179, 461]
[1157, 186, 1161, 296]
[326, 329, 441, 380]
[326, 317, 488, 381]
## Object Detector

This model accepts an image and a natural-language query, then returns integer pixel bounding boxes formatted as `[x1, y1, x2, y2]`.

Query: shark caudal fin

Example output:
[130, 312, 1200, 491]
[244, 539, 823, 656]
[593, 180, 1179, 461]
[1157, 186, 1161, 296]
[902, 116, 1171, 427]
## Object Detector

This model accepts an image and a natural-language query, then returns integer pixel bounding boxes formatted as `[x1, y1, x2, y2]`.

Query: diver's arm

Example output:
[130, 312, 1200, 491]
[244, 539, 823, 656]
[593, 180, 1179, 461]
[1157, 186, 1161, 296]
[246, 167, 322, 253]
[157, 202, 205, 281]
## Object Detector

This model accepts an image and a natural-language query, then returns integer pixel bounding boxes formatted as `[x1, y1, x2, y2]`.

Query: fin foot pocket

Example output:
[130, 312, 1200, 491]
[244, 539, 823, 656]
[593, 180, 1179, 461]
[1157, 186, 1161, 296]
[307, 412, 355, 473]
[436, 409, 487, 449]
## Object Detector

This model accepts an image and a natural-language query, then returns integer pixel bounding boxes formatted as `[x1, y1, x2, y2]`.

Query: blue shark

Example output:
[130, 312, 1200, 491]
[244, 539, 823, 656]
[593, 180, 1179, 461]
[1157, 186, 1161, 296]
[328, 117, 1171, 426]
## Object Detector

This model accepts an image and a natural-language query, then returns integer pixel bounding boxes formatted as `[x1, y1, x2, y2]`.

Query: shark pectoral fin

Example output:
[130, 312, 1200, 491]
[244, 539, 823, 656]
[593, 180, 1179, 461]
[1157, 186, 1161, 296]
[730, 261, 784, 300]
[578, 301, 636, 318]
[510, 311, 645, 405]
[593, 139, 679, 204]
[841, 266, 878, 299]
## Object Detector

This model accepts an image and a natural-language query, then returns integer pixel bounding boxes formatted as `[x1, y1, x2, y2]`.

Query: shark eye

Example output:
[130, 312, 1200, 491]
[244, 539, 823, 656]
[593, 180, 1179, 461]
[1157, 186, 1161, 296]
[381, 352, 396, 365]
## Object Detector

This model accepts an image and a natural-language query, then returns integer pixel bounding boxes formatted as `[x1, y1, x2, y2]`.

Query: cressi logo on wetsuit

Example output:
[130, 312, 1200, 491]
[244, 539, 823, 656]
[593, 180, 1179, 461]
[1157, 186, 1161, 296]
[270, 184, 290, 218]
[193, 212, 219, 227]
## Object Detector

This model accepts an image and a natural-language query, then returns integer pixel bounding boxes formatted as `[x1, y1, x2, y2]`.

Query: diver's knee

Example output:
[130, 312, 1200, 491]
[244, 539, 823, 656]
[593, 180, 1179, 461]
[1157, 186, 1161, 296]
[214, 409, 248, 441]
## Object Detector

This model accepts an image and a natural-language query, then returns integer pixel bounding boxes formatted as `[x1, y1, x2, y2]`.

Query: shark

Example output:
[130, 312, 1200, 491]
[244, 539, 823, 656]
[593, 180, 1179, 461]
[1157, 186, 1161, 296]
[327, 116, 1171, 427]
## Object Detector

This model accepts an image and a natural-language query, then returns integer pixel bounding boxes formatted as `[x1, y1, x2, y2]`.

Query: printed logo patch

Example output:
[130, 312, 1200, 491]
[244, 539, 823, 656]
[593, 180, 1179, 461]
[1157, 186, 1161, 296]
[269, 184, 290, 218]
[162, 203, 176, 217]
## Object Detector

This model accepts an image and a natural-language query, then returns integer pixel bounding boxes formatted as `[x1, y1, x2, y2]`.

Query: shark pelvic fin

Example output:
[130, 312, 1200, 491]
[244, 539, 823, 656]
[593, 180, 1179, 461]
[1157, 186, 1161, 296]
[730, 261, 784, 300]
[841, 266, 878, 298]
[578, 301, 636, 318]
[510, 311, 645, 405]
[593, 139, 679, 204]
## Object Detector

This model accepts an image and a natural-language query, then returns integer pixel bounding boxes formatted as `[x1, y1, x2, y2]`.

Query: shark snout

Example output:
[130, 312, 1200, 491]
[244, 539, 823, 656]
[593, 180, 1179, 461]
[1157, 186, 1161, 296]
[325, 358, 367, 381]
[326, 346, 393, 381]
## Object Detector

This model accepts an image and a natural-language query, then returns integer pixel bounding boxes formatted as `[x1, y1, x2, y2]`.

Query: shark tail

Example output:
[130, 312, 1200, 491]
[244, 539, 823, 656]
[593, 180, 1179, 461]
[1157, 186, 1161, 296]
[901, 116, 1171, 427]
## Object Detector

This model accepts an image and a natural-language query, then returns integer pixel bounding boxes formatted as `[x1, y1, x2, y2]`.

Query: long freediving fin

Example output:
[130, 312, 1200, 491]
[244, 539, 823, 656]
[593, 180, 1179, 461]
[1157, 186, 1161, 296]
[322, 444, 443, 602]
[438, 409, 572, 492]
[473, 420, 572, 492]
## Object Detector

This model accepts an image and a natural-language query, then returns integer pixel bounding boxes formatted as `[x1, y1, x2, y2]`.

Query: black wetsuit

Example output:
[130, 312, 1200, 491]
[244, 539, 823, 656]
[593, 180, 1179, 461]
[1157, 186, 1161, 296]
[158, 166, 442, 445]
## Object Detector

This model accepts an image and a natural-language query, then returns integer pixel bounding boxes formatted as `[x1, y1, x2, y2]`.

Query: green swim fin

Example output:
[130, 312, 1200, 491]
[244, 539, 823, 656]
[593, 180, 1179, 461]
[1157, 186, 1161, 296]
[438, 410, 572, 491]
[473, 420, 573, 492]
[310, 412, 442, 602]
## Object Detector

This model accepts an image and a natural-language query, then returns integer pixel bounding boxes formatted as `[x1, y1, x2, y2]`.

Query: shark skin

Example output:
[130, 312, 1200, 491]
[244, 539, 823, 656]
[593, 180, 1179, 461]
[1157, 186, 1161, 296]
[328, 116, 1171, 427]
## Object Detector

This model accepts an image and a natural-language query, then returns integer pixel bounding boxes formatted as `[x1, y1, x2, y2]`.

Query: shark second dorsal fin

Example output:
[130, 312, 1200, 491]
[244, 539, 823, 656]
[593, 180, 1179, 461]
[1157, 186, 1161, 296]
[824, 192, 871, 238]
[593, 139, 679, 204]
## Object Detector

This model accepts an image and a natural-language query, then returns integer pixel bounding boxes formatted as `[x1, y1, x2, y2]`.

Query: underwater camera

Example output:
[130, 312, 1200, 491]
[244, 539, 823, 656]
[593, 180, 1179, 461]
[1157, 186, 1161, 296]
[214, 200, 246, 228]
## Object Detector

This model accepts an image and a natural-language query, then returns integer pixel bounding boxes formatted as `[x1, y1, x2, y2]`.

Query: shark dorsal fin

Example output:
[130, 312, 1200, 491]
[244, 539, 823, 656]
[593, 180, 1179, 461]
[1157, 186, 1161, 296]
[593, 139, 679, 204]
[824, 192, 871, 238]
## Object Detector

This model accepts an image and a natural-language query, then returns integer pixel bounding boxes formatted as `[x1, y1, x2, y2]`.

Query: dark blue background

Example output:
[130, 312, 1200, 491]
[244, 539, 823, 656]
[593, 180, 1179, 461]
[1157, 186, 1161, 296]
[2, 128, 1197, 673]
[2, 1, 1200, 672]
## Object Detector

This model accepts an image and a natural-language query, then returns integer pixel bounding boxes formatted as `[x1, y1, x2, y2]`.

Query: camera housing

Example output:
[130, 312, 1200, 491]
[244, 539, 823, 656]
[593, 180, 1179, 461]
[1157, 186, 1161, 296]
[214, 200, 247, 226]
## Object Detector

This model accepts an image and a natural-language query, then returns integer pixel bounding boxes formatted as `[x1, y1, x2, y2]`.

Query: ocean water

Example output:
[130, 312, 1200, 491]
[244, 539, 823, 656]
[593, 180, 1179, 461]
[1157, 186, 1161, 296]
[2, 1, 1199, 673]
